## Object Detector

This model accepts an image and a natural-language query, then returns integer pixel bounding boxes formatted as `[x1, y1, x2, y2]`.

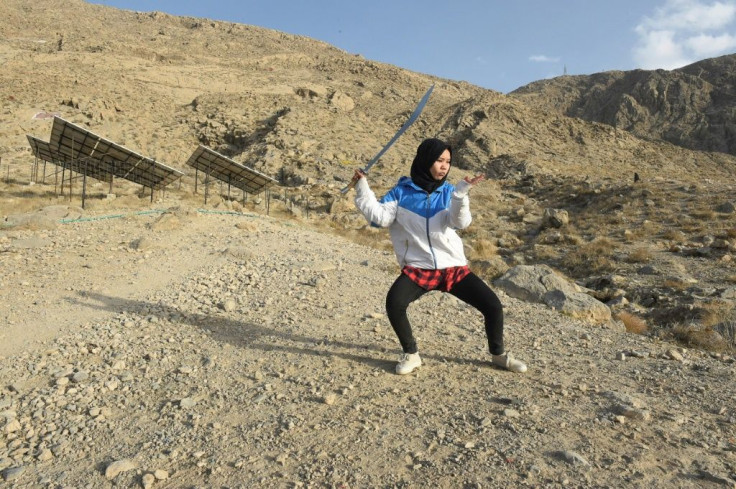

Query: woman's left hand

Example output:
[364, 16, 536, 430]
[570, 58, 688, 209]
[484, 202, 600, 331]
[463, 174, 485, 186]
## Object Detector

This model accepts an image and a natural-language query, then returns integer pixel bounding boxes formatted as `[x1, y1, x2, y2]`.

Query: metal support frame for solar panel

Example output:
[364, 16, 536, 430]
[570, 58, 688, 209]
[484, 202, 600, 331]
[48, 116, 183, 206]
[27, 134, 112, 204]
[185, 145, 277, 210]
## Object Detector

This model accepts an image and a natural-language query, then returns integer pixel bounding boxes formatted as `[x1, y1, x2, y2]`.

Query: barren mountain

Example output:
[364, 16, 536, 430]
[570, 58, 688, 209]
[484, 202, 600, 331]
[509, 54, 736, 156]
[1, 1, 735, 487]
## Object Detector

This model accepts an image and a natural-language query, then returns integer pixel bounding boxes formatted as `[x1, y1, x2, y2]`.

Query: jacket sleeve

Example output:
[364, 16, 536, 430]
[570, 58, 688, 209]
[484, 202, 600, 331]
[448, 180, 472, 229]
[354, 178, 398, 228]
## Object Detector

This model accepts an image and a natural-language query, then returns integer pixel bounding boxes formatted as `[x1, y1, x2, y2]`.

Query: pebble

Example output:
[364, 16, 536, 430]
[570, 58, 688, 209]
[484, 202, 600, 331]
[503, 408, 521, 418]
[142, 473, 156, 488]
[560, 451, 590, 466]
[179, 397, 197, 409]
[666, 349, 684, 362]
[72, 371, 89, 383]
[105, 459, 136, 479]
[2, 466, 25, 481]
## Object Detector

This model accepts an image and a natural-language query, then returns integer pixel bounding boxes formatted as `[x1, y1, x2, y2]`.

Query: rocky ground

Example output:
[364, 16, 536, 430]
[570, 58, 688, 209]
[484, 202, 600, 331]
[1, 195, 735, 488]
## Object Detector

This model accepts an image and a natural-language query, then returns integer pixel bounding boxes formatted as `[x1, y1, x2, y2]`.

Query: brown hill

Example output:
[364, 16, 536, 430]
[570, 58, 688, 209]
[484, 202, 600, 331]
[509, 54, 736, 156]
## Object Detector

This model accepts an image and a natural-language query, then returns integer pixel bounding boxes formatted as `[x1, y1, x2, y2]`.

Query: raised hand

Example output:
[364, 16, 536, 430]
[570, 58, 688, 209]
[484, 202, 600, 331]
[463, 174, 485, 186]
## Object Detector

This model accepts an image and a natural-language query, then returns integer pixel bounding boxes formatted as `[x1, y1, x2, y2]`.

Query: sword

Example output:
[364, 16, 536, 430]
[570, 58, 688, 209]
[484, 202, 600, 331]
[340, 84, 434, 194]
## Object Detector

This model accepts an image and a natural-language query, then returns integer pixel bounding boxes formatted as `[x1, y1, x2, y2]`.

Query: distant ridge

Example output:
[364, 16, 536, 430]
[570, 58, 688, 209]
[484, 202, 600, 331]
[509, 53, 736, 157]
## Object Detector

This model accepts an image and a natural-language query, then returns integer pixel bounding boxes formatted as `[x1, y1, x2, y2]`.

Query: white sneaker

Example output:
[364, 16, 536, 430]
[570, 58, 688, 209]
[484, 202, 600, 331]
[491, 352, 527, 373]
[395, 352, 422, 375]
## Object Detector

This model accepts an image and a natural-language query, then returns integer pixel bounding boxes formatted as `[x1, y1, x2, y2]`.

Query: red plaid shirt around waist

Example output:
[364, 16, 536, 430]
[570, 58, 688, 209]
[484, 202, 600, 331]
[402, 265, 471, 292]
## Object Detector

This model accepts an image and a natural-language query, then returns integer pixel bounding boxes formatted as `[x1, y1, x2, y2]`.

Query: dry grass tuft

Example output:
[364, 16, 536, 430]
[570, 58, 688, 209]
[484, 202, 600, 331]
[662, 278, 691, 291]
[470, 238, 498, 260]
[560, 238, 618, 275]
[672, 323, 732, 352]
[626, 247, 653, 263]
[616, 311, 648, 334]
[662, 229, 686, 243]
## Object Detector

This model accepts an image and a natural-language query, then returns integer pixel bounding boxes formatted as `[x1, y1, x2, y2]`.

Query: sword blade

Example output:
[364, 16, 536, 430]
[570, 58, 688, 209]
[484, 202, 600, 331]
[340, 84, 434, 194]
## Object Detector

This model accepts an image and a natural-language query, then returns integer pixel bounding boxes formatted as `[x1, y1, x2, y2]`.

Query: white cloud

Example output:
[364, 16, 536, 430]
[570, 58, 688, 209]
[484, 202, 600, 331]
[685, 32, 736, 55]
[641, 0, 736, 31]
[633, 0, 736, 69]
[529, 55, 560, 63]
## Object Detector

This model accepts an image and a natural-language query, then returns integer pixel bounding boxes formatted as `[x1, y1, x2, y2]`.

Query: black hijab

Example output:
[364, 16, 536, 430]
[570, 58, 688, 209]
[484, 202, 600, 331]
[410, 138, 452, 194]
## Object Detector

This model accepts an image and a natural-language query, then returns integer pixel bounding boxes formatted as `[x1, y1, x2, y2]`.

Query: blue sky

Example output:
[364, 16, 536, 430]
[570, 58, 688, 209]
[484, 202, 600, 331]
[90, 0, 736, 93]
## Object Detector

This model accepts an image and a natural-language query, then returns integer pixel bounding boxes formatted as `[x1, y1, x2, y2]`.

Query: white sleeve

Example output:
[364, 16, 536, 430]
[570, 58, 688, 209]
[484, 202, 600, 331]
[353, 178, 397, 227]
[448, 180, 472, 229]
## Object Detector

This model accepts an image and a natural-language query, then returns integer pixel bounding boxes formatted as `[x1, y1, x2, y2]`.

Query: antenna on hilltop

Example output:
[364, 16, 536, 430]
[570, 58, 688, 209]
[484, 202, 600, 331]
[563, 64, 568, 76]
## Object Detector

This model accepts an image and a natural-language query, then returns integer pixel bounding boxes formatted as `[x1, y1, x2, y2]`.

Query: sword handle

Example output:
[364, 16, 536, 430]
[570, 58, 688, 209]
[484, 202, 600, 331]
[339, 168, 365, 194]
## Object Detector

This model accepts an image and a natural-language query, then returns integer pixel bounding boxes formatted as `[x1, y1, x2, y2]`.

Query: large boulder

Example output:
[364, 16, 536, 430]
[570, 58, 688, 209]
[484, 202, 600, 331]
[495, 264, 613, 326]
[494, 264, 581, 303]
[543, 289, 613, 325]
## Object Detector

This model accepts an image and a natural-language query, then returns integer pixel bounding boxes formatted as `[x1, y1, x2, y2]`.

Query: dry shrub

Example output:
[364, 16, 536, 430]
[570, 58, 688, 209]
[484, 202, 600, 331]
[470, 238, 497, 260]
[671, 301, 736, 352]
[728, 275, 736, 284]
[616, 311, 648, 334]
[533, 244, 560, 261]
[691, 209, 716, 220]
[626, 247, 652, 263]
[662, 229, 686, 242]
[561, 238, 618, 275]
[726, 228, 736, 239]
[672, 323, 731, 352]
[662, 278, 691, 291]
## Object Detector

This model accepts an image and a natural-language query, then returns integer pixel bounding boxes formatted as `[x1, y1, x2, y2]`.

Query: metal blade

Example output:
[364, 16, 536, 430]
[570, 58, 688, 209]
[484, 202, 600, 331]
[340, 84, 434, 193]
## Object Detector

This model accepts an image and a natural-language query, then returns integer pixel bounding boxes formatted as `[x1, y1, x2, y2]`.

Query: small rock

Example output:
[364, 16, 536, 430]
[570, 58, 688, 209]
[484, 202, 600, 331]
[37, 448, 54, 462]
[105, 459, 136, 479]
[142, 473, 156, 488]
[4, 419, 21, 434]
[2, 466, 25, 481]
[666, 349, 684, 362]
[154, 469, 169, 480]
[72, 371, 89, 383]
[560, 450, 589, 466]
[503, 408, 521, 418]
[179, 398, 197, 409]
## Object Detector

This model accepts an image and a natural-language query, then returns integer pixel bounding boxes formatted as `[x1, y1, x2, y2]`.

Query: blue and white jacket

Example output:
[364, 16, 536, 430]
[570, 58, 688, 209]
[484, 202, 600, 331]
[354, 176, 472, 270]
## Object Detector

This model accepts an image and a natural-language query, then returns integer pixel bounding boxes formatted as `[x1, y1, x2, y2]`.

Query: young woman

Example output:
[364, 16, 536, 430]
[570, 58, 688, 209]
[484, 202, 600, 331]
[353, 138, 526, 375]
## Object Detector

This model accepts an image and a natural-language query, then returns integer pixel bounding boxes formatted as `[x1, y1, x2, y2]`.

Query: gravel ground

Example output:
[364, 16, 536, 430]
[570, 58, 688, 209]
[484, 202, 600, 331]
[0, 206, 735, 488]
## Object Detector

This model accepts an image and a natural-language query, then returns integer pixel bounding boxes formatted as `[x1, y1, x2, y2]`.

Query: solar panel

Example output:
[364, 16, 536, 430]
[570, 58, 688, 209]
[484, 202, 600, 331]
[27, 134, 113, 183]
[48, 117, 183, 189]
[185, 145, 277, 195]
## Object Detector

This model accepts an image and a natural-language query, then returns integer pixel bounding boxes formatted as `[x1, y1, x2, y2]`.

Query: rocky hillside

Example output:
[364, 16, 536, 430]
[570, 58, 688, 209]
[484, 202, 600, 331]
[509, 54, 736, 156]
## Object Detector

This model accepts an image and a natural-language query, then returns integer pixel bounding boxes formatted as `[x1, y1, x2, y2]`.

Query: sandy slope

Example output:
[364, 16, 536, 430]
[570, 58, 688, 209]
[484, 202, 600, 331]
[0, 202, 734, 488]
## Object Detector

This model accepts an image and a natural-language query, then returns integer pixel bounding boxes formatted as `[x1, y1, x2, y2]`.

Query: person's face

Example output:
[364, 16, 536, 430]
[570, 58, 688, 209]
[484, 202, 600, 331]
[429, 149, 451, 180]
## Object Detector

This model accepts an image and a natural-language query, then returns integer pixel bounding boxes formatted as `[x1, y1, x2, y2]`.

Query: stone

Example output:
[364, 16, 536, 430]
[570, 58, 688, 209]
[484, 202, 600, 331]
[494, 265, 581, 304]
[542, 208, 569, 228]
[542, 289, 612, 324]
[105, 459, 136, 479]
[142, 473, 156, 488]
[2, 466, 25, 481]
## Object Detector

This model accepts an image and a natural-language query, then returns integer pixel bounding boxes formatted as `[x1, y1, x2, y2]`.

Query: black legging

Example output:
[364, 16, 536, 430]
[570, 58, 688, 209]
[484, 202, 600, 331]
[385, 272, 505, 355]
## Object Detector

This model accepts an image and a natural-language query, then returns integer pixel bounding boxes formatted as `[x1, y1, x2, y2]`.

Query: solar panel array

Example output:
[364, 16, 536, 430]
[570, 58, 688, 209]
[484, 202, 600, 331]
[185, 145, 277, 195]
[27, 134, 113, 183]
[47, 117, 183, 189]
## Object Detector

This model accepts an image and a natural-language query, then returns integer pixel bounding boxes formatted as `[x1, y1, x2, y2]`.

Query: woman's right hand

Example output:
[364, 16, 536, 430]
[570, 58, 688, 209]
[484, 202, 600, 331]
[351, 168, 366, 184]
